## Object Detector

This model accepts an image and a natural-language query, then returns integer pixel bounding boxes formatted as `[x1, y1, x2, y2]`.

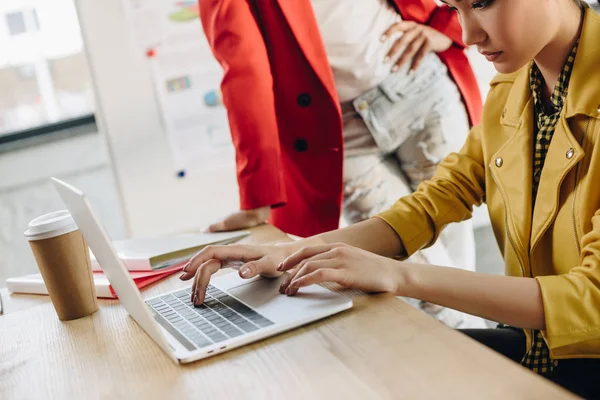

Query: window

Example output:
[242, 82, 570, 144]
[6, 11, 26, 35]
[0, 1, 94, 138]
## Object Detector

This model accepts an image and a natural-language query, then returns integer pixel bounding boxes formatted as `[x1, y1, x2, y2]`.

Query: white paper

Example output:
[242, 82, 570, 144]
[123, 0, 234, 176]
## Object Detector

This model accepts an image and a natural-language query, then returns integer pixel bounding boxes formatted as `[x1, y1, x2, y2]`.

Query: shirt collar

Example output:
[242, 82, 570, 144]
[530, 40, 579, 117]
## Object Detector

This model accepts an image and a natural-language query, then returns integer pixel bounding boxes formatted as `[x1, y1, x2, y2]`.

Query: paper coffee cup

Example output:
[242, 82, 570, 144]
[25, 210, 98, 321]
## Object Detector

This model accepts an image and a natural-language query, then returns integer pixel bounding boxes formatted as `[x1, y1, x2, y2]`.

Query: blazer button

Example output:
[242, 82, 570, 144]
[495, 157, 503, 167]
[297, 93, 312, 107]
[294, 138, 308, 152]
[502, 109, 507, 118]
[566, 148, 575, 159]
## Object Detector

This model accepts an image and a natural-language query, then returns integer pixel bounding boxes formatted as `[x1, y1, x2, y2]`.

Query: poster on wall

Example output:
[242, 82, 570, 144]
[123, 0, 234, 177]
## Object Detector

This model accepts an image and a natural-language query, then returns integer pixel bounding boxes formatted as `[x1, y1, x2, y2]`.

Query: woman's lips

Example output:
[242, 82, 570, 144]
[481, 51, 503, 62]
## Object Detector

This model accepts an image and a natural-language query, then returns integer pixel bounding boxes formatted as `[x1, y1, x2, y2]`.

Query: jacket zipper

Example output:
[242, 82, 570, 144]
[572, 117, 591, 255]
[491, 168, 526, 277]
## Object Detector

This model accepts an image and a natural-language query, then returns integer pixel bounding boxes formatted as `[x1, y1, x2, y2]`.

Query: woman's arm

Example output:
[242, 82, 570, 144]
[298, 218, 405, 258]
[200, 0, 285, 214]
[279, 243, 545, 330]
[401, 263, 545, 329]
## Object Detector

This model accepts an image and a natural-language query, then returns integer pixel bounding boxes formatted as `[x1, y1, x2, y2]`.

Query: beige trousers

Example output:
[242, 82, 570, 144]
[341, 65, 485, 329]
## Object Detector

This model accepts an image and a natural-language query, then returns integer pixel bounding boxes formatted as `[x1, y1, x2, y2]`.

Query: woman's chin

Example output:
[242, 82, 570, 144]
[491, 58, 529, 75]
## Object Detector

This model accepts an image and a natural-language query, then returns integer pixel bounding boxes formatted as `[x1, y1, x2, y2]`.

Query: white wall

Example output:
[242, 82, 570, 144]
[0, 128, 125, 286]
[75, 0, 239, 238]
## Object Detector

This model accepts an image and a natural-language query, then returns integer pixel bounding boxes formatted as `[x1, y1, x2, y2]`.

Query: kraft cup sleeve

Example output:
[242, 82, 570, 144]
[29, 230, 98, 321]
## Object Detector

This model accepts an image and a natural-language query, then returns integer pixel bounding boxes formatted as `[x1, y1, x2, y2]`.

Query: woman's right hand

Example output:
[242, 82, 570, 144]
[179, 242, 293, 306]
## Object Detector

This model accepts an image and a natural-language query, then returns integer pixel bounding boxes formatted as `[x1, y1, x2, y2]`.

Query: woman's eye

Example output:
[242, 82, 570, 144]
[472, 0, 493, 10]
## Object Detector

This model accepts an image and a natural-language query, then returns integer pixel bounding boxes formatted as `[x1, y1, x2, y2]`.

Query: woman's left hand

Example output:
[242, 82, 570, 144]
[276, 243, 402, 296]
[382, 21, 453, 73]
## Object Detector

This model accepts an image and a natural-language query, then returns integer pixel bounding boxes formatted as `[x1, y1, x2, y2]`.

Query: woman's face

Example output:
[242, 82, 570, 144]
[443, 0, 562, 73]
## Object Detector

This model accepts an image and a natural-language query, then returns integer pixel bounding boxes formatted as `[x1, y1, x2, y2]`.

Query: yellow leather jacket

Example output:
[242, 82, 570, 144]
[378, 7, 600, 359]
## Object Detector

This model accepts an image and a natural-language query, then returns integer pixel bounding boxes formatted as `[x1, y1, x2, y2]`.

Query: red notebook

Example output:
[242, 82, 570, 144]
[6, 264, 184, 299]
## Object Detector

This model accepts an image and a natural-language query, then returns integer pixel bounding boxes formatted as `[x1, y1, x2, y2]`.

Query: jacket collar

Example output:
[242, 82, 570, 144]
[564, 6, 600, 119]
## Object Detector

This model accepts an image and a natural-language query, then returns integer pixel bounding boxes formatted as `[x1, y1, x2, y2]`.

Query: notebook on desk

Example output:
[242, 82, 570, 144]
[7, 264, 183, 299]
[51, 177, 353, 364]
[90, 231, 249, 272]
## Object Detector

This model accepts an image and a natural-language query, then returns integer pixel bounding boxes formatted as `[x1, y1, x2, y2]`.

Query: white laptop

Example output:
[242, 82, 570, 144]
[51, 178, 353, 364]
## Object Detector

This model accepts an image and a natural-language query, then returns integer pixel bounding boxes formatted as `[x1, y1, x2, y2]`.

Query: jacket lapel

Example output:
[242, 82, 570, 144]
[276, 1, 338, 102]
[529, 116, 584, 252]
[491, 74, 534, 262]
[529, 6, 600, 251]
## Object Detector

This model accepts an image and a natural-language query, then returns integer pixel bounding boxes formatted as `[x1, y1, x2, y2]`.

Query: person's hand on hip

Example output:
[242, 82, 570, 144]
[382, 21, 453, 73]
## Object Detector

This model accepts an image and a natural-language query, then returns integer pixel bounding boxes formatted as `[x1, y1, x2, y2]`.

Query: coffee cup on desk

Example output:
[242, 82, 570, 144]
[24, 210, 98, 321]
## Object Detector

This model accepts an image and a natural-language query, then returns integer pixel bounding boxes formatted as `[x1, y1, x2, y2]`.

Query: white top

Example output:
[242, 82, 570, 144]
[24, 210, 79, 241]
[310, 0, 403, 102]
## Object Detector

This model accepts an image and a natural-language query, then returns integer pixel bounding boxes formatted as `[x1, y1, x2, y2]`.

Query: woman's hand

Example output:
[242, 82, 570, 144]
[206, 206, 270, 232]
[276, 243, 403, 296]
[382, 21, 453, 73]
[179, 242, 294, 305]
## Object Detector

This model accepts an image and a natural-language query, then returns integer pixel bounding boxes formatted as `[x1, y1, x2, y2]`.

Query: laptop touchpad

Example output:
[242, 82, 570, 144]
[227, 275, 287, 309]
[228, 275, 349, 322]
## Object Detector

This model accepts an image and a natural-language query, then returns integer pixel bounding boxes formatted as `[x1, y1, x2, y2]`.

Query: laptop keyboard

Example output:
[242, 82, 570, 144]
[146, 285, 274, 351]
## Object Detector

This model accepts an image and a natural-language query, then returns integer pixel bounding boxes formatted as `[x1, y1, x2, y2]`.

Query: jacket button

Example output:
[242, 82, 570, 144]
[502, 109, 507, 118]
[297, 93, 312, 107]
[294, 138, 308, 152]
[495, 157, 503, 167]
[566, 148, 575, 159]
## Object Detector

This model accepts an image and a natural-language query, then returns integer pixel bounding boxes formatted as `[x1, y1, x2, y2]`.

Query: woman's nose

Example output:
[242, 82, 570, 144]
[461, 17, 486, 47]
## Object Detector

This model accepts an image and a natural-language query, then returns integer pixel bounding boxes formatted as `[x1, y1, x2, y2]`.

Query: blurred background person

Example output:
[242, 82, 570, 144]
[200, 0, 484, 327]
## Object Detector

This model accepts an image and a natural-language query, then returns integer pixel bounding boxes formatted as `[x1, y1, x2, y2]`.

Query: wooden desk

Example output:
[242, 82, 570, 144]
[0, 225, 576, 399]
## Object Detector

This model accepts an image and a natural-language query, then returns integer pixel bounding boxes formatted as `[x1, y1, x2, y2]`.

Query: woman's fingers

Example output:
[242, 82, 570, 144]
[206, 208, 269, 233]
[191, 259, 222, 305]
[180, 244, 264, 281]
[380, 20, 415, 42]
[237, 255, 281, 279]
[289, 268, 349, 293]
[284, 259, 342, 296]
[410, 40, 431, 72]
[277, 243, 344, 272]
[393, 34, 426, 72]
[385, 27, 420, 67]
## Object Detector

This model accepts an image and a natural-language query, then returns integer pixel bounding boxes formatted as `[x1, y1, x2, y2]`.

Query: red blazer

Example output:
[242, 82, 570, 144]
[200, 0, 482, 237]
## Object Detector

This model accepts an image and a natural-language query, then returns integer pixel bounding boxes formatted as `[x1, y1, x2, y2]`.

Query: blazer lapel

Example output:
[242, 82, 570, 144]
[276, 1, 338, 102]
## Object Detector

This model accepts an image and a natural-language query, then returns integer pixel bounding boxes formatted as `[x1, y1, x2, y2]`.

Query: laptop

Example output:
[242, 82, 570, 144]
[51, 177, 353, 364]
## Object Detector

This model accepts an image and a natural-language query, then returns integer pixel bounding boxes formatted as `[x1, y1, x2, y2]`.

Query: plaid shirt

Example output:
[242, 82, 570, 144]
[521, 41, 579, 374]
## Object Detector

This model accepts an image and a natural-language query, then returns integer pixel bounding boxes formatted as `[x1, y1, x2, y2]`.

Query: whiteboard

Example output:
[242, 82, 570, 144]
[75, 0, 239, 237]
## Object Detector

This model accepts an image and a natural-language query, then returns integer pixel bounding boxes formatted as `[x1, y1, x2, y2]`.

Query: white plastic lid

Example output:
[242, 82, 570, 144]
[24, 210, 79, 241]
